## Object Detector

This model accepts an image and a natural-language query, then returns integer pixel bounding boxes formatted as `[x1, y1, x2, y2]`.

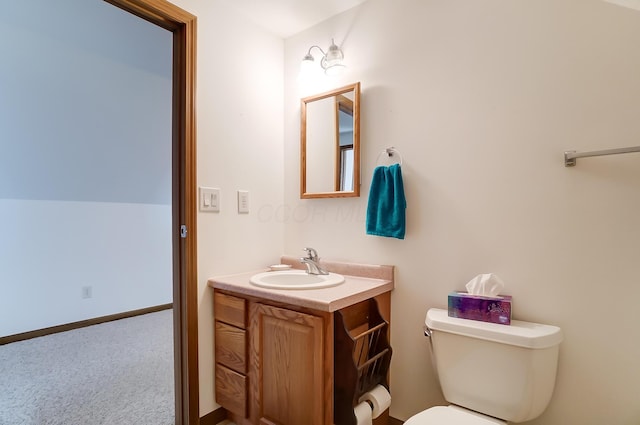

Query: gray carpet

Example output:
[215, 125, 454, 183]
[0, 310, 174, 425]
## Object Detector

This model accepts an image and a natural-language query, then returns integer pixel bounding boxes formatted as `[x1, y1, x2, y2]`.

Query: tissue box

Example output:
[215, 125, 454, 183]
[448, 292, 512, 325]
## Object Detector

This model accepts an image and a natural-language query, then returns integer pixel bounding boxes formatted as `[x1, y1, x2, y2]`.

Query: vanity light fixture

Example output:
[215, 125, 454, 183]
[301, 39, 346, 76]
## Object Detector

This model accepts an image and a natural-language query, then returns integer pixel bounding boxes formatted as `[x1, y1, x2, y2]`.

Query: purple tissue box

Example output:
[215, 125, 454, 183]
[448, 292, 512, 325]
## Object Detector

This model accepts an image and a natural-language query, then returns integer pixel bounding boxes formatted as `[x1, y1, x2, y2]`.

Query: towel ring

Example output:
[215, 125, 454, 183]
[376, 147, 403, 166]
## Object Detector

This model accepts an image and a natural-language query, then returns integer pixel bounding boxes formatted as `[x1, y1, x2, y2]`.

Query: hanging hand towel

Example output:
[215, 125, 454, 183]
[366, 163, 406, 239]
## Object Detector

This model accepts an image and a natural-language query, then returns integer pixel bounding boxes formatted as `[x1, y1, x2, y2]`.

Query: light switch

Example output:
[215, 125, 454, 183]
[199, 187, 220, 212]
[237, 190, 249, 214]
[210, 191, 219, 211]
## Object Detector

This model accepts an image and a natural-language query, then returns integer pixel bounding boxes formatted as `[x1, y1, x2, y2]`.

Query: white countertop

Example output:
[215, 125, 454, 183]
[208, 268, 394, 312]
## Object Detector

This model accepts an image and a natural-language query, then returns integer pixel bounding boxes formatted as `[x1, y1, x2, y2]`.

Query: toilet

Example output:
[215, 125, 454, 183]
[405, 308, 563, 424]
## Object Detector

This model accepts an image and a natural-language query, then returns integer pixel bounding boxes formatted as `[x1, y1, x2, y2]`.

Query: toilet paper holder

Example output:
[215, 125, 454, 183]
[334, 298, 392, 425]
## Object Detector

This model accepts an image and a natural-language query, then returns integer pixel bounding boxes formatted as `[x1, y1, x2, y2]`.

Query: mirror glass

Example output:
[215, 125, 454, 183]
[301, 82, 360, 198]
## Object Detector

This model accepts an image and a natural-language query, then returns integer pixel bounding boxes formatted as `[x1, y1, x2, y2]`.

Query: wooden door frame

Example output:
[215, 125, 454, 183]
[104, 1, 198, 424]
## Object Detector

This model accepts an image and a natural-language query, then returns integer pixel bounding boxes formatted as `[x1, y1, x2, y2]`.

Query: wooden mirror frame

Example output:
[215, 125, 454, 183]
[300, 82, 360, 199]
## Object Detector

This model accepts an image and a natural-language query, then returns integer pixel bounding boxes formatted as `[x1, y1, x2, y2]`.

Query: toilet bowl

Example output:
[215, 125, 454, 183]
[404, 308, 562, 424]
[404, 406, 505, 424]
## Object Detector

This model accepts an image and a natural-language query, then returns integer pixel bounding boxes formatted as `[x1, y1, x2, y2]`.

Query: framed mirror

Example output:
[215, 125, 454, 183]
[300, 82, 360, 198]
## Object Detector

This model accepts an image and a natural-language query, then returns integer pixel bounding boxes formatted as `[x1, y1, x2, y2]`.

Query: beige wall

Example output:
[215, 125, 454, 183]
[167, 0, 285, 416]
[283, 1, 640, 424]
[172, 0, 640, 422]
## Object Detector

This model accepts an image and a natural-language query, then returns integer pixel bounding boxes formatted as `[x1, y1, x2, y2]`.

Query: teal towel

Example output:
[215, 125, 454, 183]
[366, 163, 406, 239]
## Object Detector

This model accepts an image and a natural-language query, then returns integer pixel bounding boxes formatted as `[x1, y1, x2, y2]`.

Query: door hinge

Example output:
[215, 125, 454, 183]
[180, 225, 187, 238]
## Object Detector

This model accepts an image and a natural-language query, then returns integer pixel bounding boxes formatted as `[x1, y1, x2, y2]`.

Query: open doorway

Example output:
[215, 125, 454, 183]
[79, 1, 199, 423]
[0, 0, 198, 423]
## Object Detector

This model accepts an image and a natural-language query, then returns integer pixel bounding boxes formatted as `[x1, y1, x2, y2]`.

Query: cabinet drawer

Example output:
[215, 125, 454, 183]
[215, 321, 246, 373]
[214, 291, 246, 328]
[215, 363, 247, 418]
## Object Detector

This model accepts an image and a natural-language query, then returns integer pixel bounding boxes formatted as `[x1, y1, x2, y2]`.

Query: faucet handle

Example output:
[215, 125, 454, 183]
[303, 247, 318, 260]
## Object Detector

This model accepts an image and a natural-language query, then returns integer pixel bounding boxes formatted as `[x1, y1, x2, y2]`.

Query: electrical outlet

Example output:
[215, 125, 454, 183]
[82, 286, 92, 299]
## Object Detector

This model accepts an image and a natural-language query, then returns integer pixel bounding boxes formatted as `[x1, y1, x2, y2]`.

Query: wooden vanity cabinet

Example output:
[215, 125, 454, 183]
[214, 292, 248, 417]
[214, 288, 391, 425]
[250, 302, 328, 425]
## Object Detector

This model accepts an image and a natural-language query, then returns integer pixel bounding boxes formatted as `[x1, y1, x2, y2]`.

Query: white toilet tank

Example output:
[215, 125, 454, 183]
[425, 308, 563, 423]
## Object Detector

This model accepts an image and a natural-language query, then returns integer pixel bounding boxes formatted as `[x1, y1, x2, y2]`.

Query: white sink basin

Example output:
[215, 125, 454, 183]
[250, 270, 345, 290]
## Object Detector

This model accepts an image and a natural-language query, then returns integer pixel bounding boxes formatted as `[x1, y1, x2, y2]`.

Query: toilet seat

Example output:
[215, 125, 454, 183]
[404, 406, 506, 425]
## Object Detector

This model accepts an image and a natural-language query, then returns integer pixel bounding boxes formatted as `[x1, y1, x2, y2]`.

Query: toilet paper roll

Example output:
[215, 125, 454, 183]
[353, 401, 373, 425]
[358, 384, 392, 419]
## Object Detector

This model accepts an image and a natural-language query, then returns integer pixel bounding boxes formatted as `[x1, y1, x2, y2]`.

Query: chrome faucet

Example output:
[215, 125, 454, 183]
[300, 247, 329, 275]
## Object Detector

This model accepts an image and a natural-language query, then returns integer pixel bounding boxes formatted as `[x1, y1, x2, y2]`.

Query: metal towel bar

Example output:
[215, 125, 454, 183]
[564, 145, 640, 167]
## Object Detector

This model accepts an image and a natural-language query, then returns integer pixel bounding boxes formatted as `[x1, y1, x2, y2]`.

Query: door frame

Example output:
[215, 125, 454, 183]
[104, 1, 198, 424]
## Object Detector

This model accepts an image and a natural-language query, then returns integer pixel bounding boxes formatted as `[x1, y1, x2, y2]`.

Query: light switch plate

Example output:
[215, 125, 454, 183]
[237, 190, 249, 213]
[199, 187, 220, 212]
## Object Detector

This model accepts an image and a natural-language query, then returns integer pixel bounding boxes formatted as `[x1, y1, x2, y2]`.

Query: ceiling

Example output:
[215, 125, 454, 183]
[604, 0, 640, 11]
[225, 0, 640, 38]
[224, 0, 369, 38]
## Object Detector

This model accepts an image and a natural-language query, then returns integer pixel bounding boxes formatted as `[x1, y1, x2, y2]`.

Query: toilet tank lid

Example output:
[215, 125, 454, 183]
[426, 308, 563, 349]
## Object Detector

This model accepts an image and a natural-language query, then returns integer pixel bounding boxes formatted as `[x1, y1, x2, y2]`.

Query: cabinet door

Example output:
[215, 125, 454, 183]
[250, 303, 324, 425]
